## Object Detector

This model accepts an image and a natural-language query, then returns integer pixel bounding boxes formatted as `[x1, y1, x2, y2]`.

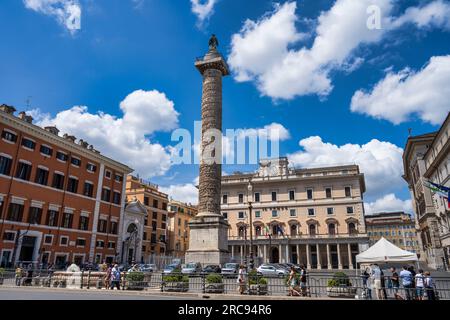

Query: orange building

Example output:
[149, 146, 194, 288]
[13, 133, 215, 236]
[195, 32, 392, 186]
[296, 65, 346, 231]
[0, 104, 133, 268]
[125, 176, 169, 262]
[167, 200, 198, 257]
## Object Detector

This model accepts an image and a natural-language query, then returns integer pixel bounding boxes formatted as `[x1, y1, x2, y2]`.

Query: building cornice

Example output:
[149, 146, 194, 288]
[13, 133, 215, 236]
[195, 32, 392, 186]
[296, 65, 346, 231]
[0, 111, 133, 174]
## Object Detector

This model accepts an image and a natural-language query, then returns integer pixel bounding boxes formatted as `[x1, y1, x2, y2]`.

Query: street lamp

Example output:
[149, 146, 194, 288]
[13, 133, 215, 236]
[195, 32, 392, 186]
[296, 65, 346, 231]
[247, 179, 254, 270]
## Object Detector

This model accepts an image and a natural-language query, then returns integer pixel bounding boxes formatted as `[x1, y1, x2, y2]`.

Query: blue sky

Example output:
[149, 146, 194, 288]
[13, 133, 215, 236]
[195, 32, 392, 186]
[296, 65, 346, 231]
[1, 0, 449, 211]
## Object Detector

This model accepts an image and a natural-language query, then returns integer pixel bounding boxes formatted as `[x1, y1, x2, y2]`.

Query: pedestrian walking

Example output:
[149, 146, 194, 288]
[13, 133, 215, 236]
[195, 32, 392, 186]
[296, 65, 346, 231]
[15, 266, 22, 286]
[362, 267, 372, 299]
[25, 264, 33, 286]
[424, 271, 436, 300]
[400, 266, 413, 300]
[380, 268, 387, 299]
[300, 265, 308, 297]
[390, 267, 400, 299]
[110, 264, 121, 290]
[371, 264, 384, 300]
[415, 269, 425, 300]
[104, 264, 112, 289]
[287, 266, 300, 296]
[408, 266, 417, 300]
[237, 265, 246, 295]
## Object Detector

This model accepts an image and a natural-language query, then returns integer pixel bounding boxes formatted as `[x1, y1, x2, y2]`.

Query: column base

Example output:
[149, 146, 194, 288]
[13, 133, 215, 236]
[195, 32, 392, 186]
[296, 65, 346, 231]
[338, 265, 343, 270]
[327, 265, 332, 270]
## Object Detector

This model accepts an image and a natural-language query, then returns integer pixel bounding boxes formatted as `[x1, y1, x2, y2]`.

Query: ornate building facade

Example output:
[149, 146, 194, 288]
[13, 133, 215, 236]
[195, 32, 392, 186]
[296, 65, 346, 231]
[0, 104, 133, 268]
[125, 176, 169, 262]
[221, 157, 369, 270]
[365, 212, 420, 253]
[167, 200, 198, 257]
[403, 112, 450, 270]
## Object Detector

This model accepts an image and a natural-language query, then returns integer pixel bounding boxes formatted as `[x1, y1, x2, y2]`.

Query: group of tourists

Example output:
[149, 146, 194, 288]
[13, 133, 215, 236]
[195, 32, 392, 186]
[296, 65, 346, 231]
[362, 264, 437, 300]
[287, 266, 308, 297]
[103, 263, 122, 290]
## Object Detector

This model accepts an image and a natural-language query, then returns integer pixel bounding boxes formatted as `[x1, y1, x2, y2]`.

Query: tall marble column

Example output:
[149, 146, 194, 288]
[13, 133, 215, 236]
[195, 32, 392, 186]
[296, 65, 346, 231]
[306, 245, 311, 269]
[348, 243, 354, 270]
[186, 35, 230, 265]
[316, 244, 322, 269]
[327, 244, 332, 270]
[337, 243, 343, 269]
[296, 244, 300, 265]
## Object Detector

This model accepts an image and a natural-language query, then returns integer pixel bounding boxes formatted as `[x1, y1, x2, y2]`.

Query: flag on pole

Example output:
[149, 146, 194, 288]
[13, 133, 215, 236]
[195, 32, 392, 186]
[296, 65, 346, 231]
[264, 225, 271, 238]
[424, 180, 450, 207]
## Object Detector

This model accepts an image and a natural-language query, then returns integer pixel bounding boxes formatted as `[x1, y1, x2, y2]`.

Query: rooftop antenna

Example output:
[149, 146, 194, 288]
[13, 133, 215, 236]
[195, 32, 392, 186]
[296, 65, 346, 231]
[25, 96, 32, 109]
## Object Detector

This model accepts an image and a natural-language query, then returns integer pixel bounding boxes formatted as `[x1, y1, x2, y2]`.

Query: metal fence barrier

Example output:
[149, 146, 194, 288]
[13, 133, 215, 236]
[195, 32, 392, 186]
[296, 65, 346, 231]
[1, 270, 448, 300]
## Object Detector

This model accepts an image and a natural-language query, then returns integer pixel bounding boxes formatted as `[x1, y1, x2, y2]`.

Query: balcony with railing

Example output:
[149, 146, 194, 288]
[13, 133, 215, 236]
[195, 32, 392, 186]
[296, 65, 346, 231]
[228, 232, 368, 241]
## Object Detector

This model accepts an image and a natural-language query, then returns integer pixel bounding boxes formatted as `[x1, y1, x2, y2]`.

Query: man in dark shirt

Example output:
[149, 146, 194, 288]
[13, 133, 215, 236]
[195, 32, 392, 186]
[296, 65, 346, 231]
[390, 267, 400, 299]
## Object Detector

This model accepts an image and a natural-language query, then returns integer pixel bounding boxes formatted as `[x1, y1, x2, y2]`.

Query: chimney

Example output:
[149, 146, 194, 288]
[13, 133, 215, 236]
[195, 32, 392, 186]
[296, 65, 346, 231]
[0, 104, 16, 114]
[44, 126, 60, 135]
[24, 115, 33, 124]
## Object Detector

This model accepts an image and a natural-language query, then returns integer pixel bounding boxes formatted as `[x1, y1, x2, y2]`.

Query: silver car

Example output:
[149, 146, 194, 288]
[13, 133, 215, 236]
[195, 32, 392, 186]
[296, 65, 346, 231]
[221, 263, 240, 277]
[257, 264, 289, 277]
[181, 262, 202, 275]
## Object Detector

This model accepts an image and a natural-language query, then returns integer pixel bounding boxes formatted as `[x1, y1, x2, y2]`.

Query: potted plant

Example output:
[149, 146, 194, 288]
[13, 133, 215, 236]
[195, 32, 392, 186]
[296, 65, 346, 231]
[125, 271, 146, 291]
[248, 270, 268, 295]
[0, 268, 4, 285]
[162, 269, 189, 292]
[205, 273, 224, 294]
[326, 272, 357, 298]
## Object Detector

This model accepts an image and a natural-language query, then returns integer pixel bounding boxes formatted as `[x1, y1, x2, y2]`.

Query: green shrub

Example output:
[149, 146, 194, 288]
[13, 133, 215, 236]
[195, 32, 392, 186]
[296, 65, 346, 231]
[0, 268, 4, 278]
[327, 272, 352, 287]
[248, 269, 267, 285]
[206, 273, 223, 284]
[126, 271, 145, 282]
[163, 273, 189, 283]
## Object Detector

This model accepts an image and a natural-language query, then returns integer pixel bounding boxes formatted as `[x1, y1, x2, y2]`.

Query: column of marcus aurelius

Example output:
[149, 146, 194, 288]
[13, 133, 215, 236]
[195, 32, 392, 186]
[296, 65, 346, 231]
[185, 35, 230, 266]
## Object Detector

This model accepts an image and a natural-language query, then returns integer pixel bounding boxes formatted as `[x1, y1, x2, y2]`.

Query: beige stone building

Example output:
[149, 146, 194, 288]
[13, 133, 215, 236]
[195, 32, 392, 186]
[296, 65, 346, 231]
[167, 200, 198, 257]
[365, 212, 420, 253]
[125, 176, 169, 262]
[221, 157, 369, 270]
[403, 112, 449, 270]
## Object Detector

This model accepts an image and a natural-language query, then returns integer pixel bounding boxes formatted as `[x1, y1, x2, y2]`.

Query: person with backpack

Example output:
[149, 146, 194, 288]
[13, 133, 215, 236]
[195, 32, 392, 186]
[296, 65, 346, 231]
[390, 267, 400, 299]
[300, 265, 308, 297]
[110, 264, 121, 290]
[400, 266, 413, 300]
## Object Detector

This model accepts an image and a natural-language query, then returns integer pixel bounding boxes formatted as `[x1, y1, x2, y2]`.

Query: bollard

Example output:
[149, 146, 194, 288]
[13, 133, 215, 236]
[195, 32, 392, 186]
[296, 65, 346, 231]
[87, 270, 91, 289]
[80, 270, 84, 289]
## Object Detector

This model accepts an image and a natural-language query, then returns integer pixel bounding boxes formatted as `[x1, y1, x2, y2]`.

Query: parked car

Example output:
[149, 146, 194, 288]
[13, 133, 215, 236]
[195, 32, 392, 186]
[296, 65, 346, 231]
[202, 265, 222, 274]
[221, 263, 240, 277]
[182, 262, 202, 275]
[163, 263, 180, 274]
[256, 264, 289, 277]
[139, 264, 157, 272]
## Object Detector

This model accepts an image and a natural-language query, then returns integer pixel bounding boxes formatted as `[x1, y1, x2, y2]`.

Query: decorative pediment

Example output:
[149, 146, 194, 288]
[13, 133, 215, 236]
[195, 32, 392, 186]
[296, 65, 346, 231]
[345, 217, 359, 224]
[267, 220, 285, 226]
[306, 218, 319, 225]
[288, 219, 300, 226]
[252, 221, 265, 226]
[125, 200, 147, 216]
[325, 218, 339, 225]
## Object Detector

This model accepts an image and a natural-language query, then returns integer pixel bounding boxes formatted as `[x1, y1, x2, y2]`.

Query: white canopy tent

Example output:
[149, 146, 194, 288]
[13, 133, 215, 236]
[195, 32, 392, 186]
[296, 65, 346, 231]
[356, 237, 418, 265]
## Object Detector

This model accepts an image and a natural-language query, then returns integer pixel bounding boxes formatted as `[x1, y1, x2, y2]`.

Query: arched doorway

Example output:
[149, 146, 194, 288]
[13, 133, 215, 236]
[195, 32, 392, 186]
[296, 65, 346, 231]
[271, 247, 279, 263]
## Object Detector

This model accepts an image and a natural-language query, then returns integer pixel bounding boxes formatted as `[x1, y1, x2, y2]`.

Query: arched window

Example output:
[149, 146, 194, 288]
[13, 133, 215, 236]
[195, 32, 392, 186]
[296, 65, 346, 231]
[348, 223, 357, 234]
[272, 225, 278, 235]
[255, 226, 262, 236]
[309, 224, 316, 235]
[290, 224, 297, 236]
[328, 223, 336, 235]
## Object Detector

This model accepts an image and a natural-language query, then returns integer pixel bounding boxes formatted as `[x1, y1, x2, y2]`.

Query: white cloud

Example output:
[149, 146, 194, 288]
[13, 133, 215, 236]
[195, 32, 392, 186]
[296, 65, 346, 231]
[228, 0, 450, 100]
[31, 89, 180, 178]
[190, 0, 218, 25]
[365, 193, 413, 214]
[23, 0, 81, 34]
[160, 177, 199, 205]
[391, 0, 450, 30]
[351, 55, 450, 125]
[288, 136, 405, 198]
